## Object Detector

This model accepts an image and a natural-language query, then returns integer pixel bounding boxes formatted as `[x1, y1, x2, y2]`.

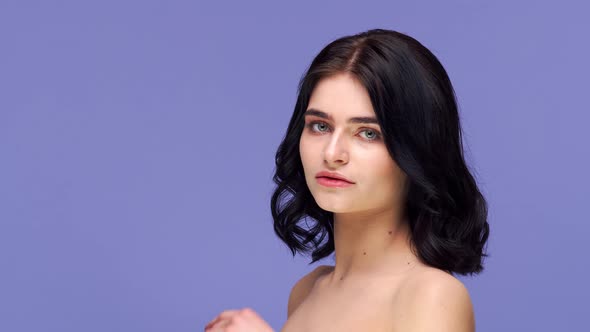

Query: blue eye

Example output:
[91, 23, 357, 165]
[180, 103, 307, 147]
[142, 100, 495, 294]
[311, 122, 329, 132]
[360, 129, 381, 140]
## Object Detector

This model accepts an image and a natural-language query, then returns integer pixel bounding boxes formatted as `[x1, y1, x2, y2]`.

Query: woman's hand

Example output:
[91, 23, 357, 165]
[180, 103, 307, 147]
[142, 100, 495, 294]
[204, 307, 275, 332]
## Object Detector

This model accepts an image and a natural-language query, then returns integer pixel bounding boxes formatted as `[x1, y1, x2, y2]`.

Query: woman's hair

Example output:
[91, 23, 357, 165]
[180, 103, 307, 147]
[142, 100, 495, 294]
[270, 28, 489, 276]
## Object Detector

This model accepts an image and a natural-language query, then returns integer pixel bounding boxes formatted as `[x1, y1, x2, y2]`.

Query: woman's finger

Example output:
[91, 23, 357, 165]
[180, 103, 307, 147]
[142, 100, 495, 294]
[205, 318, 231, 332]
[204, 309, 240, 330]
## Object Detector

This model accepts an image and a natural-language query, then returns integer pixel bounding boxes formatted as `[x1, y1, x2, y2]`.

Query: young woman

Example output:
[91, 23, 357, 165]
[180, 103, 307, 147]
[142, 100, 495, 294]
[205, 28, 489, 332]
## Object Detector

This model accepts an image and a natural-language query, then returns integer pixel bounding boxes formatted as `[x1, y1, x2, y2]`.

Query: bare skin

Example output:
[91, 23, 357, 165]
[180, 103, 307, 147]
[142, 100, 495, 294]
[282, 262, 474, 332]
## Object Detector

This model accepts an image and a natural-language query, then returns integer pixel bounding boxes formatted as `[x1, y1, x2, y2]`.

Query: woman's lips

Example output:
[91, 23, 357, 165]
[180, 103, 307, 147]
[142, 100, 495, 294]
[315, 171, 354, 183]
[316, 177, 354, 188]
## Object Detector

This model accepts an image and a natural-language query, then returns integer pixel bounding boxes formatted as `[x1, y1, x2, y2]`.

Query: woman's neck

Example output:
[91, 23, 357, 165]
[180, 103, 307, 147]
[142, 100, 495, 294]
[327, 208, 418, 284]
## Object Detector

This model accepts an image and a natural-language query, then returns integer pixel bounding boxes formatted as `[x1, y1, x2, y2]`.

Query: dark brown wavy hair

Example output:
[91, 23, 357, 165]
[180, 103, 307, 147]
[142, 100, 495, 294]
[270, 28, 490, 276]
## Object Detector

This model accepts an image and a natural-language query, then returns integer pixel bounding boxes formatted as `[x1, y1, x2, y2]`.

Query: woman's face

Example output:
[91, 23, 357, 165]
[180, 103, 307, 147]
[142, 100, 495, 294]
[299, 72, 407, 214]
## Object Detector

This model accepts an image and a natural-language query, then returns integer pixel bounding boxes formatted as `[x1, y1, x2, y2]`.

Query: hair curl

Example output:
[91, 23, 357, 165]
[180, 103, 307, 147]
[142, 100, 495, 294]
[270, 28, 489, 276]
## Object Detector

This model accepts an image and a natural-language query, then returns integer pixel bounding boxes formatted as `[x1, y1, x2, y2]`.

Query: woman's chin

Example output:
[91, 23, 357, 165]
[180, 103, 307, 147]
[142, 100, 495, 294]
[314, 198, 354, 213]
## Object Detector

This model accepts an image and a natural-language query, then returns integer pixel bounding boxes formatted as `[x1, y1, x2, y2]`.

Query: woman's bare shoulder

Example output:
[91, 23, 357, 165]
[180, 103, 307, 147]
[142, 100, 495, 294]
[404, 265, 459, 285]
[396, 266, 475, 331]
[286, 265, 333, 317]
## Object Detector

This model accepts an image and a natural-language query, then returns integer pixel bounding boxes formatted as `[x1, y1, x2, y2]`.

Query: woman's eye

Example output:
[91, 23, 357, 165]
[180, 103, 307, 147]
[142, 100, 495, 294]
[360, 129, 381, 141]
[305, 121, 330, 133]
[313, 122, 329, 132]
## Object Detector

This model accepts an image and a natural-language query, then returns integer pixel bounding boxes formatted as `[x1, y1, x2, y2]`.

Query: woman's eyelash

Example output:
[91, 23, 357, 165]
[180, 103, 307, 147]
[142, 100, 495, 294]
[305, 121, 382, 141]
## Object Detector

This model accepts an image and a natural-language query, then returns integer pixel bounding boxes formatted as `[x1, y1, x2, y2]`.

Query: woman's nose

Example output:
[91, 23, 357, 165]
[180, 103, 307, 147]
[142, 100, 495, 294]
[323, 132, 349, 166]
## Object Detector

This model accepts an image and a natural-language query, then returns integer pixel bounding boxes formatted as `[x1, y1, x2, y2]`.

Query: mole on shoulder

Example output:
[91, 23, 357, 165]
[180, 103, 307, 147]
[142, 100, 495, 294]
[363, 251, 366, 255]
[388, 230, 392, 235]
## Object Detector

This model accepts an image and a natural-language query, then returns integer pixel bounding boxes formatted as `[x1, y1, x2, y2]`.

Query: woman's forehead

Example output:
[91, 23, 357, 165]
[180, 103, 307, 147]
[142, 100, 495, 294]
[308, 75, 376, 120]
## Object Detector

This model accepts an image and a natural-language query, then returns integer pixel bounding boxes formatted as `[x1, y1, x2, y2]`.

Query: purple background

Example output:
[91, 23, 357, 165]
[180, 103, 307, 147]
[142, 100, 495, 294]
[1, 1, 588, 331]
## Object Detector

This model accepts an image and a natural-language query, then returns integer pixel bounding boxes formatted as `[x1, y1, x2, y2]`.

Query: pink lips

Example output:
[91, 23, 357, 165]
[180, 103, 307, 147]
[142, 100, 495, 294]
[315, 171, 354, 188]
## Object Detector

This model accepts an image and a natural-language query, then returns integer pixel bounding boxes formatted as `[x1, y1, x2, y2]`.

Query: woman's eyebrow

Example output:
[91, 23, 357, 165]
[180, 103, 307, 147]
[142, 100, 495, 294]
[304, 108, 379, 124]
